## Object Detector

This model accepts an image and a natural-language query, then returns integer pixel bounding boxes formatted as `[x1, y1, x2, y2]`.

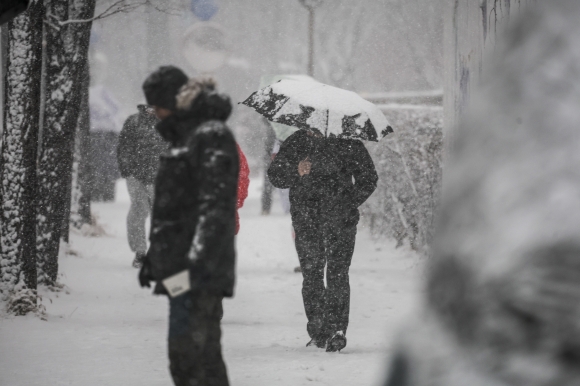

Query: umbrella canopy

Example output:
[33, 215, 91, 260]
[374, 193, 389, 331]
[259, 75, 315, 141]
[242, 79, 394, 142]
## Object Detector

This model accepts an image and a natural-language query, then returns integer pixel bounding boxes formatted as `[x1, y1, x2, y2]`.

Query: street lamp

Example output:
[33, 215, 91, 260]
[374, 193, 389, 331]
[298, 0, 323, 77]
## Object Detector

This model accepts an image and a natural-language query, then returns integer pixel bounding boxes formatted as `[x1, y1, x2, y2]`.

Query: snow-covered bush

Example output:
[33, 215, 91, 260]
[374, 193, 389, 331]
[5, 289, 45, 318]
[361, 107, 443, 253]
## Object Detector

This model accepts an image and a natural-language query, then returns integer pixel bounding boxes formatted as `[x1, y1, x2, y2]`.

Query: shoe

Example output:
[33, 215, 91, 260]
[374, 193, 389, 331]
[294, 266, 302, 273]
[326, 331, 347, 352]
[132, 252, 145, 268]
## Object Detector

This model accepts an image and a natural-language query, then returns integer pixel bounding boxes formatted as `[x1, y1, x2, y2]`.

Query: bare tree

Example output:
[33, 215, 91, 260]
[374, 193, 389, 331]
[69, 57, 92, 229]
[0, 0, 44, 313]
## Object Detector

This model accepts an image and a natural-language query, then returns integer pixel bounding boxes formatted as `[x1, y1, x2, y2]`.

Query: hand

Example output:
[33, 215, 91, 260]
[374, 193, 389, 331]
[298, 157, 312, 176]
[138, 254, 154, 288]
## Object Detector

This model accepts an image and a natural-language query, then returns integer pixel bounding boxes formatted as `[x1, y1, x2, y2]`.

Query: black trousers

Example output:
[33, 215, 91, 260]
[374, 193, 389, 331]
[293, 206, 359, 338]
[168, 292, 229, 386]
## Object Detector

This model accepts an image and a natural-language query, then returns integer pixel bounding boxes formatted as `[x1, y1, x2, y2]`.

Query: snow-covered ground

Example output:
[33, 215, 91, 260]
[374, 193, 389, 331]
[0, 178, 423, 386]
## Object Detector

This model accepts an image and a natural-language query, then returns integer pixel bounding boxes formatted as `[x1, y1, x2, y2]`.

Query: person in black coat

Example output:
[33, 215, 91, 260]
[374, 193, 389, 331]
[139, 66, 238, 386]
[268, 128, 378, 352]
[117, 105, 166, 268]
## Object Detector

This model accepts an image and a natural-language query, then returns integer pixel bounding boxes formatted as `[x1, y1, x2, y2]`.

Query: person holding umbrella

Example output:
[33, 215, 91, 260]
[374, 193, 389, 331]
[243, 79, 392, 352]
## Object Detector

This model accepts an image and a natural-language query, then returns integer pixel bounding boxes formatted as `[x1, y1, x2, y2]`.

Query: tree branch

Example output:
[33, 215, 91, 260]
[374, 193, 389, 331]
[44, 0, 157, 29]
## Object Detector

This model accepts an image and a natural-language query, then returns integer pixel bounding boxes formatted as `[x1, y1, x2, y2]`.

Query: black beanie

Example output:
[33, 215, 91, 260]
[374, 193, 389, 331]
[142, 66, 189, 111]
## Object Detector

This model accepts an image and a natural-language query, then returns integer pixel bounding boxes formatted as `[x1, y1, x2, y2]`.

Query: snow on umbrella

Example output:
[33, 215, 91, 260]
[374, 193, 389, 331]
[259, 74, 316, 142]
[242, 79, 394, 142]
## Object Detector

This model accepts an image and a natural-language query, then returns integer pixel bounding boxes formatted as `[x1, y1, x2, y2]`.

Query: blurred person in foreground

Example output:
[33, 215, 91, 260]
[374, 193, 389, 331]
[138, 66, 238, 386]
[268, 127, 378, 352]
[385, 1, 580, 385]
[117, 104, 166, 268]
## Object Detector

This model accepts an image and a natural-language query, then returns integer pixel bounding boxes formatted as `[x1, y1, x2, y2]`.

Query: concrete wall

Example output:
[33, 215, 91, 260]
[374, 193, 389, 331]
[444, 0, 533, 154]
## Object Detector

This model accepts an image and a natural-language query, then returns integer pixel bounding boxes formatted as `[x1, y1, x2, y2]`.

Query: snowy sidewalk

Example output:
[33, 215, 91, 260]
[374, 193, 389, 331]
[0, 179, 422, 386]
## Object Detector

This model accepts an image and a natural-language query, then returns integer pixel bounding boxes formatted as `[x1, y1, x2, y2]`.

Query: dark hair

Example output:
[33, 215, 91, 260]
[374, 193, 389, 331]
[142, 66, 188, 111]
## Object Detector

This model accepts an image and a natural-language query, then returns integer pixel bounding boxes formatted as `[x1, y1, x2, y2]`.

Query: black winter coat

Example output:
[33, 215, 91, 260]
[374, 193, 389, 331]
[117, 105, 166, 185]
[147, 91, 239, 298]
[268, 129, 378, 222]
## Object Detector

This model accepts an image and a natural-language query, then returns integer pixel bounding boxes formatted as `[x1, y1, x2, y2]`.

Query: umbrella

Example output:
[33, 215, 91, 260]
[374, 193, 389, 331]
[242, 79, 394, 142]
[259, 75, 317, 141]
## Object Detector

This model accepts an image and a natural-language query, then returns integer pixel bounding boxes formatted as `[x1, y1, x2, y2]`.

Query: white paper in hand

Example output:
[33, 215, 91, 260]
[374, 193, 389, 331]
[162, 270, 190, 298]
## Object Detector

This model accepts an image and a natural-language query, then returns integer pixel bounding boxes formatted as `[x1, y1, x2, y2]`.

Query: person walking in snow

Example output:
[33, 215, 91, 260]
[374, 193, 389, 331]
[138, 66, 238, 386]
[117, 104, 166, 268]
[268, 128, 378, 352]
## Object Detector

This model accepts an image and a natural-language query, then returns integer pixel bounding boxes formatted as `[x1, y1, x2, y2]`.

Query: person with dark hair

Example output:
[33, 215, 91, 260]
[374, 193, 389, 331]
[117, 105, 166, 268]
[138, 66, 238, 386]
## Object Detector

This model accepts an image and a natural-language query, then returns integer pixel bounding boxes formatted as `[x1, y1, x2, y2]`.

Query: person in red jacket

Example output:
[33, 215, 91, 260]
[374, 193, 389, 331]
[236, 144, 250, 234]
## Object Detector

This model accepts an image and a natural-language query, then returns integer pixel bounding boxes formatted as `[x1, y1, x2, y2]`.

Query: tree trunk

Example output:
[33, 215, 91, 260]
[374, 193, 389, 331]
[1, 25, 7, 140]
[70, 57, 92, 229]
[36, 0, 95, 286]
[0, 0, 44, 302]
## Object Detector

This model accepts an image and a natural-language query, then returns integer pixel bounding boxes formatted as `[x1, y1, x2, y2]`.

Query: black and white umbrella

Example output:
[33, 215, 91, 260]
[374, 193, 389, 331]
[242, 79, 394, 142]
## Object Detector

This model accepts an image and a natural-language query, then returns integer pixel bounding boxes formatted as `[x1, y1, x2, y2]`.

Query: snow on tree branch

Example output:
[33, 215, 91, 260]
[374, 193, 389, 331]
[44, 0, 180, 29]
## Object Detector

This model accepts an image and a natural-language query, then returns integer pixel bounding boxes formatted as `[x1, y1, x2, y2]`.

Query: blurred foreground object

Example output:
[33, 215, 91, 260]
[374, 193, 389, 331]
[0, 0, 29, 25]
[385, 1, 580, 385]
[141, 70, 237, 385]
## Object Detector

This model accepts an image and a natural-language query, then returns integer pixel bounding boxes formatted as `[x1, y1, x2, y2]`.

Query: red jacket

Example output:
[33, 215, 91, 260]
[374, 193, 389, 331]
[236, 144, 250, 234]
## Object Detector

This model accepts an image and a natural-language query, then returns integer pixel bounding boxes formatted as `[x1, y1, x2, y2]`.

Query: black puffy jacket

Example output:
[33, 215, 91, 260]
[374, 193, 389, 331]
[117, 105, 166, 185]
[147, 90, 239, 297]
[268, 129, 378, 221]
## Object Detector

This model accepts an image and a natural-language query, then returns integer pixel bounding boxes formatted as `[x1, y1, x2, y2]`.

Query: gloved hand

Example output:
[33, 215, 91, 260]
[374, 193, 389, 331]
[138, 253, 154, 288]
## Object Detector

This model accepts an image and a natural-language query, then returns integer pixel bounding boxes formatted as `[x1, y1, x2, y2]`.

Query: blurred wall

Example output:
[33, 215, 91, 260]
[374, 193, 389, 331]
[444, 0, 533, 154]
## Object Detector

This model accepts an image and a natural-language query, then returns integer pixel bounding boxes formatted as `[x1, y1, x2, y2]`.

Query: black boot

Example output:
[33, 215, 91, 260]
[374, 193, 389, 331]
[326, 331, 347, 352]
